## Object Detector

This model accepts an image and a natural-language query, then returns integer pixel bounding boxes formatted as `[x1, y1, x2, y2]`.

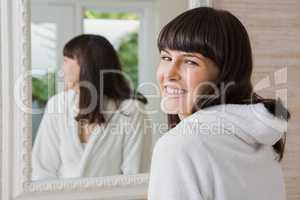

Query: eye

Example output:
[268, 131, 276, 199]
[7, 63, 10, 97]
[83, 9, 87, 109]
[160, 55, 172, 62]
[184, 59, 199, 66]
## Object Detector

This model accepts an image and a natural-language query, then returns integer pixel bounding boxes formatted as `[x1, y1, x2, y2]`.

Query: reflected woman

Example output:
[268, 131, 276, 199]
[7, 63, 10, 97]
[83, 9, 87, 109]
[32, 34, 152, 180]
[148, 7, 289, 200]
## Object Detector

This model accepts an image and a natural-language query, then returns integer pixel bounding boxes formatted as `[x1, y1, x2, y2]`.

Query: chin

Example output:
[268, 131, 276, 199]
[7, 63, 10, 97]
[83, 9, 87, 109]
[160, 98, 181, 114]
[161, 107, 179, 115]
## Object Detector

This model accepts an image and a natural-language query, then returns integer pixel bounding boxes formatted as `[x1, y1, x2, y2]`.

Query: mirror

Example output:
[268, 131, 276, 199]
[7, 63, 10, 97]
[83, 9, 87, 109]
[30, 1, 155, 181]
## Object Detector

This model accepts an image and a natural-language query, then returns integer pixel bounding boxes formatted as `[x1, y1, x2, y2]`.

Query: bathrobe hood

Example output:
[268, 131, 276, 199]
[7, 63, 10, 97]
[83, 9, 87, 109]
[184, 103, 287, 145]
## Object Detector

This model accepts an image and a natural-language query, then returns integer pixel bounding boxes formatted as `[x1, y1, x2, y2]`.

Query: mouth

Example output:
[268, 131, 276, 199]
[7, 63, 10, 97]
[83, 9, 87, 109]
[163, 85, 187, 97]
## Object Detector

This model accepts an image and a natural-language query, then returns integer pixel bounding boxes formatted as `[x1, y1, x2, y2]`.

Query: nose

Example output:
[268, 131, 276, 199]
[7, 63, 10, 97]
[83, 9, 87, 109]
[165, 61, 181, 81]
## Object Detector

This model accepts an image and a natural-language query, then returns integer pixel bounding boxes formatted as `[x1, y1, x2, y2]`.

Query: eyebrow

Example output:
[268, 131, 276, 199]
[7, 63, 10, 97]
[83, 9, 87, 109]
[161, 49, 171, 55]
[161, 49, 204, 60]
[182, 53, 203, 60]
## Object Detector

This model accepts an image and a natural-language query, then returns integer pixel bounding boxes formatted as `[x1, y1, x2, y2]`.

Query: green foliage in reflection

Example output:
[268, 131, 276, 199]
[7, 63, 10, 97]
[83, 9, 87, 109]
[84, 10, 139, 87]
[118, 32, 138, 87]
[84, 11, 139, 20]
[32, 72, 56, 106]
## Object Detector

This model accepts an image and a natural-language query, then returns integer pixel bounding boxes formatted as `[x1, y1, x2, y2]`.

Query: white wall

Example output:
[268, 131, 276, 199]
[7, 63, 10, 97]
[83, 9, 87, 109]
[31, 3, 76, 73]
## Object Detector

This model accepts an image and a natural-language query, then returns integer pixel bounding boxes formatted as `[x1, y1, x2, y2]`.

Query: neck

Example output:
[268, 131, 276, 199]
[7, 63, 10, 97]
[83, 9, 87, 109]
[74, 84, 80, 93]
[178, 113, 191, 120]
[65, 82, 80, 93]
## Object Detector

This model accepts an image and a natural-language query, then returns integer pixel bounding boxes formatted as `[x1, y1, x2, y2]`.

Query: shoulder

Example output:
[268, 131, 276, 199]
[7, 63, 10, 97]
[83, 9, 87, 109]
[118, 98, 147, 117]
[47, 89, 75, 104]
[152, 110, 232, 164]
[150, 130, 213, 187]
[44, 90, 76, 113]
[152, 124, 211, 165]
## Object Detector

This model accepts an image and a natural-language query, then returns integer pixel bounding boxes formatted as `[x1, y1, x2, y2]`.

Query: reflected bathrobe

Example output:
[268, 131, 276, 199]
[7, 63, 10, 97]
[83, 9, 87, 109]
[148, 103, 287, 200]
[32, 90, 152, 180]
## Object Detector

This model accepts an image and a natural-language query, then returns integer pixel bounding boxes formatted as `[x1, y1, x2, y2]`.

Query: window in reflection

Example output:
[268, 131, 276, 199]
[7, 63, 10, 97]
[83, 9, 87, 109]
[83, 10, 140, 87]
[31, 23, 57, 141]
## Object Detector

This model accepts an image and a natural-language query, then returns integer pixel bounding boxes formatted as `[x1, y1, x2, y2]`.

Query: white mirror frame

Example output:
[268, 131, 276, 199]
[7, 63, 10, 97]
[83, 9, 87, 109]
[1, 0, 150, 199]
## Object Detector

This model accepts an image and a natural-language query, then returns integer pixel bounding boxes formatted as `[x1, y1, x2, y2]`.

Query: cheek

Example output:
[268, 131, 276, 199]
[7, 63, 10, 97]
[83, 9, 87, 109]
[156, 65, 164, 91]
[185, 69, 206, 91]
[65, 66, 74, 76]
[63, 64, 70, 74]
[74, 66, 80, 77]
[185, 69, 214, 105]
[63, 63, 79, 80]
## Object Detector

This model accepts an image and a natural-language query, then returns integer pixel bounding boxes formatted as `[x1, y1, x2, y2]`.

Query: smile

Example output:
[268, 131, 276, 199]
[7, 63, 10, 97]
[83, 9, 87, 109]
[164, 86, 187, 96]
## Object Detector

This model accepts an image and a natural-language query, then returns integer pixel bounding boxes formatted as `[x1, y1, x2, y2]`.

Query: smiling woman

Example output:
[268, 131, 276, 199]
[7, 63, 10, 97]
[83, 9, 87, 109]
[148, 6, 290, 200]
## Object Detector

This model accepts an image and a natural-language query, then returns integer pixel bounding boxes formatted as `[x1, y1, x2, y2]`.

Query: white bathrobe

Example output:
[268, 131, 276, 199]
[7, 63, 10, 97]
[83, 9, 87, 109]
[148, 103, 287, 200]
[32, 90, 152, 181]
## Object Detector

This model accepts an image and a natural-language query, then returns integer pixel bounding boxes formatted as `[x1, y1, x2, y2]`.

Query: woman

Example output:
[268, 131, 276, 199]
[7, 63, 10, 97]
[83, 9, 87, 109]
[32, 34, 152, 180]
[148, 7, 289, 200]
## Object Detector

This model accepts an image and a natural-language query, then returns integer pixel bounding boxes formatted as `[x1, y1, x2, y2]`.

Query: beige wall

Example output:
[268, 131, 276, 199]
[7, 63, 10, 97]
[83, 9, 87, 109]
[212, 0, 300, 199]
[156, 0, 189, 29]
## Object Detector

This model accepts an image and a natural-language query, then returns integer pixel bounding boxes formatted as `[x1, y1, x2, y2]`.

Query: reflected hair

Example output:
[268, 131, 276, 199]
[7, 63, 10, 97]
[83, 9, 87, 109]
[158, 7, 290, 161]
[63, 34, 147, 125]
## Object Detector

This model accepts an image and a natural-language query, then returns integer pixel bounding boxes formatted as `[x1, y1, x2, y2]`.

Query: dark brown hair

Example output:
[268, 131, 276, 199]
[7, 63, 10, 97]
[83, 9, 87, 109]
[158, 7, 290, 161]
[63, 34, 147, 125]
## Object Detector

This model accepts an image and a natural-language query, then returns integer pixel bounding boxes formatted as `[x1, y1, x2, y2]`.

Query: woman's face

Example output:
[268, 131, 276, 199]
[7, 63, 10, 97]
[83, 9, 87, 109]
[63, 56, 80, 84]
[157, 49, 219, 119]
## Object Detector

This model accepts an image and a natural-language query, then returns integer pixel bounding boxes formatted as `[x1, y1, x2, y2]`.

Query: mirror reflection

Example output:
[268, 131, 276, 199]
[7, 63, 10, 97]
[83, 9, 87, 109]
[30, 2, 153, 181]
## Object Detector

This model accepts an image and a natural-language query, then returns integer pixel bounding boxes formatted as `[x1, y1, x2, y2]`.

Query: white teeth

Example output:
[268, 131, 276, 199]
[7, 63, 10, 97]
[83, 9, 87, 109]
[165, 86, 186, 95]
